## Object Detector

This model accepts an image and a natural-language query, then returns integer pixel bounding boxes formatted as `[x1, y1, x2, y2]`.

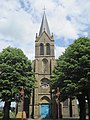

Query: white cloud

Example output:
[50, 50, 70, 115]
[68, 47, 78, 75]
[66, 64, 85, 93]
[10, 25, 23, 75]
[55, 46, 66, 59]
[49, 0, 90, 40]
[0, 0, 38, 60]
[0, 0, 90, 60]
[0, 34, 12, 52]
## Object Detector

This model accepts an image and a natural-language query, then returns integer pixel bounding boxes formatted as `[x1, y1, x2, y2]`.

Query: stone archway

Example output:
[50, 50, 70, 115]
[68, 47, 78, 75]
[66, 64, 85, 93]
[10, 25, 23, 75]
[39, 96, 50, 119]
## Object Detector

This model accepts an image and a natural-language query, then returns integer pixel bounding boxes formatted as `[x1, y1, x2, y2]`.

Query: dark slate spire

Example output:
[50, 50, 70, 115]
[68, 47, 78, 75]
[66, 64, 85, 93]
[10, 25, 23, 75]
[39, 11, 50, 36]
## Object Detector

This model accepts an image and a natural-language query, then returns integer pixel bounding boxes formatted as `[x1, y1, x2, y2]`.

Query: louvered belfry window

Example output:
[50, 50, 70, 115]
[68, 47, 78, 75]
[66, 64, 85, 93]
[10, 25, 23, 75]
[46, 43, 50, 55]
[40, 43, 44, 55]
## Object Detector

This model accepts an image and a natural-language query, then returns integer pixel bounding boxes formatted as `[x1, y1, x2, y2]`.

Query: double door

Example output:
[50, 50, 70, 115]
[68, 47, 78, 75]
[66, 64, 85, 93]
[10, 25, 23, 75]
[40, 104, 50, 119]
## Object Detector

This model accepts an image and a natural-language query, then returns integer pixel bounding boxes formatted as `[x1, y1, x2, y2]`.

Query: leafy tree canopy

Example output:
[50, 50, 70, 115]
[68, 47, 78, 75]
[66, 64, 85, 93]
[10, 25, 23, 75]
[0, 46, 35, 102]
[51, 37, 90, 100]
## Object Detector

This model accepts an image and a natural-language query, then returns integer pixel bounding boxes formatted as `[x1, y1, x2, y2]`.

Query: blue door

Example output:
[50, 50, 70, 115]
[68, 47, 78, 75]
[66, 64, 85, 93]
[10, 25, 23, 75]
[40, 104, 50, 118]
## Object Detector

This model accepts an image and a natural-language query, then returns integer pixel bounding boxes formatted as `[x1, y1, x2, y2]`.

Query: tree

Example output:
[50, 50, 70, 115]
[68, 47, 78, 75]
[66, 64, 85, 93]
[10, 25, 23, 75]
[0, 47, 35, 119]
[51, 37, 90, 120]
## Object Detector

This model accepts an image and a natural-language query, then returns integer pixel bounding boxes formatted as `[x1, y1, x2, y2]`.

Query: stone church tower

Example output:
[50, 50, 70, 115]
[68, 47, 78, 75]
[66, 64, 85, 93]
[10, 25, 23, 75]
[30, 11, 55, 119]
[29, 11, 79, 119]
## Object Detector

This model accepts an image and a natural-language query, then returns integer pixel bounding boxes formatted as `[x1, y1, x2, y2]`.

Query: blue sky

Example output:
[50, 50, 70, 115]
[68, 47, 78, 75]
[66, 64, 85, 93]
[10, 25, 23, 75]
[0, 0, 90, 60]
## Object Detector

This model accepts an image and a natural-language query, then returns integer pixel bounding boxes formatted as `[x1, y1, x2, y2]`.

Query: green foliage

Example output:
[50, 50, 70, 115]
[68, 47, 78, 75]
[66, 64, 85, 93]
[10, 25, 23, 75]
[0, 110, 3, 118]
[51, 37, 90, 100]
[0, 46, 35, 102]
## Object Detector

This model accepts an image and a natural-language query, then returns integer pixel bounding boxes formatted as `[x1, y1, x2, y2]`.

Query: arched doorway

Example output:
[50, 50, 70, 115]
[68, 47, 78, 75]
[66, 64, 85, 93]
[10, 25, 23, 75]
[40, 96, 50, 119]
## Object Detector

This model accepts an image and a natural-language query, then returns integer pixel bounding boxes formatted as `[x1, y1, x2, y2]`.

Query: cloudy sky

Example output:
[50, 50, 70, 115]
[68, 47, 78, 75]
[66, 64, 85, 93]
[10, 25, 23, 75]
[0, 0, 90, 60]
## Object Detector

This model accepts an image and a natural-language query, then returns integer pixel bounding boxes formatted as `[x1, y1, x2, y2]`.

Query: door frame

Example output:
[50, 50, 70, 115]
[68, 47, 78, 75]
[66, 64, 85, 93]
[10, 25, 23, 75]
[40, 103, 50, 119]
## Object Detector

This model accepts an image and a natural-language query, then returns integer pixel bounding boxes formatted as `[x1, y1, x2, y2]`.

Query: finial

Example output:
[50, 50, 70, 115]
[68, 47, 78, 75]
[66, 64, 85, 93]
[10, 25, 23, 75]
[36, 33, 38, 38]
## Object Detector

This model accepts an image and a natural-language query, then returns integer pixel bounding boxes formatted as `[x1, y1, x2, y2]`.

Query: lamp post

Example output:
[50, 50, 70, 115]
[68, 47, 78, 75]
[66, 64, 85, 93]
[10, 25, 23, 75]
[21, 86, 24, 120]
[56, 87, 60, 120]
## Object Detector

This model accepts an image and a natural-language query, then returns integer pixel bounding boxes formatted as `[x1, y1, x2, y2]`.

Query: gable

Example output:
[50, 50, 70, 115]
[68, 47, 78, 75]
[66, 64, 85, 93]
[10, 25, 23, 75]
[38, 31, 51, 43]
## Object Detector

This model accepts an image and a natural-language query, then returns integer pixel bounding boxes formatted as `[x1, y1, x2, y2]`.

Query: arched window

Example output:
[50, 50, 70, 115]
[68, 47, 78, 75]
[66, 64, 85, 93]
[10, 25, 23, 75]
[46, 43, 50, 55]
[40, 43, 44, 55]
[42, 59, 48, 73]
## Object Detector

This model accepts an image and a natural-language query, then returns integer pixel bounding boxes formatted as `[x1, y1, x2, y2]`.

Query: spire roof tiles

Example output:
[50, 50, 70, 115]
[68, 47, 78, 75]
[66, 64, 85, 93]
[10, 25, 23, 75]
[39, 11, 50, 36]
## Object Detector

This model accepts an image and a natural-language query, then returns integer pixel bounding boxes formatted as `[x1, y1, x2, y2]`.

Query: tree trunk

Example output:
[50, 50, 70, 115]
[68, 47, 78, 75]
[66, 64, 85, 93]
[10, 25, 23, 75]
[3, 101, 11, 120]
[24, 97, 30, 118]
[87, 91, 90, 120]
[15, 102, 18, 116]
[31, 89, 34, 119]
[77, 94, 86, 120]
[69, 97, 72, 117]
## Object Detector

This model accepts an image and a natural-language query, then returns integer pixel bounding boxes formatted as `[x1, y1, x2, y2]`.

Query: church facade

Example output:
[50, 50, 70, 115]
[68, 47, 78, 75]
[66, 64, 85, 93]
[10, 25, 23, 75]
[29, 12, 79, 119]
[30, 11, 56, 119]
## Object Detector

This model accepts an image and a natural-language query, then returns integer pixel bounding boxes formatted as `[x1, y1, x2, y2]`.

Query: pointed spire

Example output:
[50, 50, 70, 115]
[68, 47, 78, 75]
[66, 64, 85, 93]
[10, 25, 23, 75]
[39, 11, 50, 36]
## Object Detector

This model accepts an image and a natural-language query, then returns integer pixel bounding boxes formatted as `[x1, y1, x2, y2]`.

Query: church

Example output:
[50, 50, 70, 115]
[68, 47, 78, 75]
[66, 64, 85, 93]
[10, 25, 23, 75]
[29, 11, 79, 119]
[30, 11, 55, 119]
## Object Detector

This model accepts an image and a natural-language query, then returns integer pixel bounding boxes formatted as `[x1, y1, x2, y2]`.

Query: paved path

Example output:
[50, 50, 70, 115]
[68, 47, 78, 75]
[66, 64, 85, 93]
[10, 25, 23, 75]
[28, 117, 89, 120]
[28, 118, 79, 120]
